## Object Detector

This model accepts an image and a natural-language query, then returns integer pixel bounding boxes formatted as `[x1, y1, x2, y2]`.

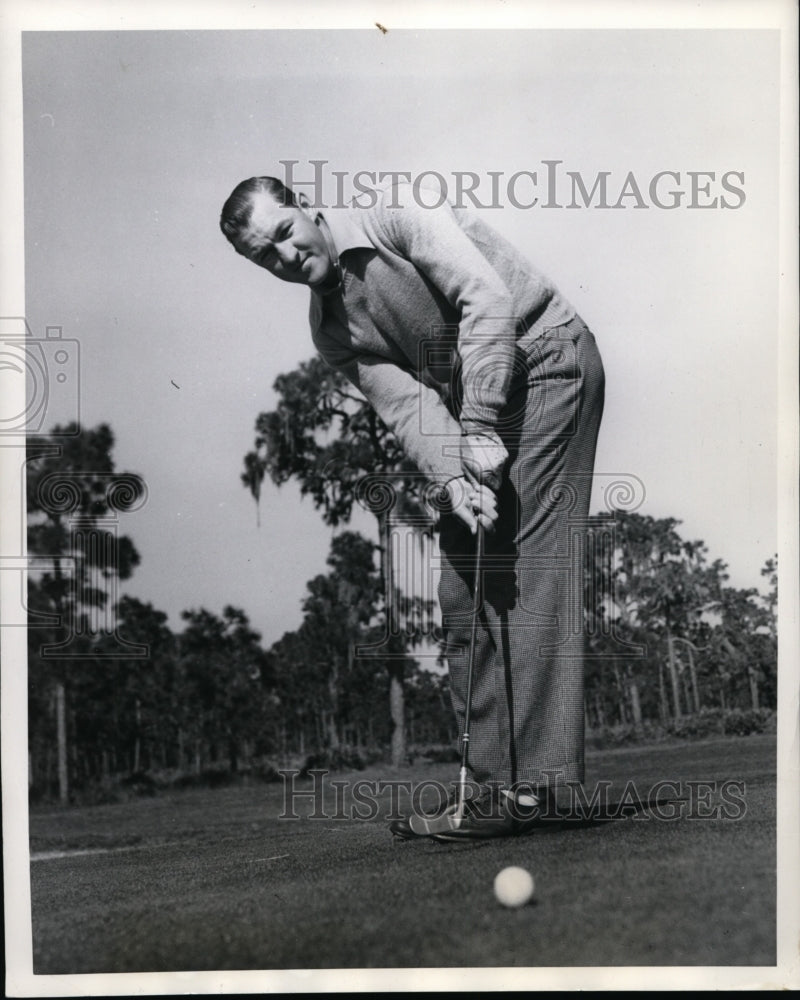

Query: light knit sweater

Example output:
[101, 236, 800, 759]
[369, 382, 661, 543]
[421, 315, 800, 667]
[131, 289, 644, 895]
[309, 183, 575, 482]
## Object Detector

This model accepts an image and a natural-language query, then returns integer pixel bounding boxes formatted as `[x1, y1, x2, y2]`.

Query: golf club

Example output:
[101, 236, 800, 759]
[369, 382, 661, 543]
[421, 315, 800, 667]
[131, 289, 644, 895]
[407, 519, 484, 836]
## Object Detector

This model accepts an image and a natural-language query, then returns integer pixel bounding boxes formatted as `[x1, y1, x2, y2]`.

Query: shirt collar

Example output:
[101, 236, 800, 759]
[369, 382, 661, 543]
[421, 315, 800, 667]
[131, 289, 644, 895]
[310, 208, 374, 302]
[319, 206, 374, 259]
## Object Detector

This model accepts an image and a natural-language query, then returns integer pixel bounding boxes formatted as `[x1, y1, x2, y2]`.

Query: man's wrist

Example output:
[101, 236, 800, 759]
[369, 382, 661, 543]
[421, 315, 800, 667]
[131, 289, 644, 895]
[461, 427, 504, 445]
[461, 418, 502, 439]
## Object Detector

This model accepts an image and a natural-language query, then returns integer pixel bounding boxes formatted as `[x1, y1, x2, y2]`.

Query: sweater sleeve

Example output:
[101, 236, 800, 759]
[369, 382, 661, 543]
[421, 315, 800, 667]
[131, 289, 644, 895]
[312, 322, 464, 484]
[374, 183, 519, 435]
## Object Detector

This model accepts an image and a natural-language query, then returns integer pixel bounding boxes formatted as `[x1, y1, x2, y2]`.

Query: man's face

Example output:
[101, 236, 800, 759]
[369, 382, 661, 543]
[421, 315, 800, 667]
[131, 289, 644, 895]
[232, 192, 336, 289]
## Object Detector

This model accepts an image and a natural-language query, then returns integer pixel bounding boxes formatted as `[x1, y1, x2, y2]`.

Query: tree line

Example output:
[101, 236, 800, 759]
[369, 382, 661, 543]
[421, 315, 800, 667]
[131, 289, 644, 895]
[26, 400, 776, 804]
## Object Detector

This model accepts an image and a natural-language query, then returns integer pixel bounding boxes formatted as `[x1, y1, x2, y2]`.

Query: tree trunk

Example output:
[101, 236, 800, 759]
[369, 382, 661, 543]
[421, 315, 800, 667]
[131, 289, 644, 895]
[327, 671, 340, 751]
[380, 511, 406, 766]
[658, 659, 669, 723]
[747, 665, 760, 711]
[680, 658, 693, 717]
[628, 678, 643, 729]
[594, 691, 606, 728]
[389, 662, 406, 766]
[720, 636, 745, 711]
[327, 712, 340, 751]
[666, 632, 682, 720]
[133, 698, 141, 772]
[612, 661, 627, 725]
[687, 644, 701, 713]
[315, 710, 323, 748]
[56, 680, 68, 803]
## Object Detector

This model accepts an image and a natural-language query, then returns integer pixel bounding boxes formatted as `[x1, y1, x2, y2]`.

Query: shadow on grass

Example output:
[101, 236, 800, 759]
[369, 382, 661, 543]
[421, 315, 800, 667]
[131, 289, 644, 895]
[394, 793, 690, 851]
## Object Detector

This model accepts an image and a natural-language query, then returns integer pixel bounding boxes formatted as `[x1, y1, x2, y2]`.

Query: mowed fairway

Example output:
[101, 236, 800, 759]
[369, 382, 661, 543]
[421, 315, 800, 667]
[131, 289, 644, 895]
[30, 735, 776, 972]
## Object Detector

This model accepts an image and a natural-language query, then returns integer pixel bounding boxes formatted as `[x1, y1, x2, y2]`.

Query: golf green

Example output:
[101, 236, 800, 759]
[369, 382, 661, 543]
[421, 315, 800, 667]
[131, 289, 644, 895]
[29, 734, 776, 972]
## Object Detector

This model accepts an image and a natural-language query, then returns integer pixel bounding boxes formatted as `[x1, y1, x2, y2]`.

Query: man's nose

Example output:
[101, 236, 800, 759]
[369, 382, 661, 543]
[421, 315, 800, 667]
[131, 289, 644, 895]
[277, 244, 300, 269]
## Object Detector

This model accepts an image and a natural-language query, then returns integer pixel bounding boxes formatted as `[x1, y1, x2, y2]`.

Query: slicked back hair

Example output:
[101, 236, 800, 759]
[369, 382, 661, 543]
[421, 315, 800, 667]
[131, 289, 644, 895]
[219, 176, 298, 244]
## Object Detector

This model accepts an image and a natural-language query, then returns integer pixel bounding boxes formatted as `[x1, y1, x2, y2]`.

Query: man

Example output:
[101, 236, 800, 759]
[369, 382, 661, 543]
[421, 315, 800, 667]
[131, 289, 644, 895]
[220, 176, 605, 840]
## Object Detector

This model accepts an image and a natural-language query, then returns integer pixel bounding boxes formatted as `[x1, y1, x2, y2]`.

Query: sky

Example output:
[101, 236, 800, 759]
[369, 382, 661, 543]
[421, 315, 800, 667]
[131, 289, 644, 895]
[17, 27, 782, 650]
[2, 5, 797, 995]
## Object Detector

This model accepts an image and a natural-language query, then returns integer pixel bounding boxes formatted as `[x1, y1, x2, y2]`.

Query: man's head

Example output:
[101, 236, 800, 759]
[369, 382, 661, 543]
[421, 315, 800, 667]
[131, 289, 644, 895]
[220, 177, 337, 290]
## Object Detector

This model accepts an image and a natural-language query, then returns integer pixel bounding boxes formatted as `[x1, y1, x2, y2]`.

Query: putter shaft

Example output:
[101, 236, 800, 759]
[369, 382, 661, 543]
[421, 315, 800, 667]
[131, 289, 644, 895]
[457, 521, 484, 814]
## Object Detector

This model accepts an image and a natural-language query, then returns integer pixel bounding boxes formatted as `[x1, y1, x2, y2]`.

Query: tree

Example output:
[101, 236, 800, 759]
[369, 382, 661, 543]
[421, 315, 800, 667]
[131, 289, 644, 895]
[107, 597, 179, 773]
[27, 423, 144, 802]
[760, 555, 777, 641]
[242, 357, 438, 765]
[584, 511, 737, 725]
[404, 664, 458, 748]
[297, 532, 381, 750]
[268, 629, 326, 757]
[178, 606, 273, 773]
[267, 531, 420, 759]
[711, 584, 776, 712]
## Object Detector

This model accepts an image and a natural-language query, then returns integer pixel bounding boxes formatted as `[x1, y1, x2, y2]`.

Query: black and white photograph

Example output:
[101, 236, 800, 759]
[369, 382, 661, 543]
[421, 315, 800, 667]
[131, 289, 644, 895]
[1, 0, 798, 994]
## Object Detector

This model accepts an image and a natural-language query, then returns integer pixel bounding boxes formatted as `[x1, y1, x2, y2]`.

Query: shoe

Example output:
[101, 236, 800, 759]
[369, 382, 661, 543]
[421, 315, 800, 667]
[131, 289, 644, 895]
[389, 783, 478, 841]
[389, 800, 458, 840]
[431, 786, 553, 842]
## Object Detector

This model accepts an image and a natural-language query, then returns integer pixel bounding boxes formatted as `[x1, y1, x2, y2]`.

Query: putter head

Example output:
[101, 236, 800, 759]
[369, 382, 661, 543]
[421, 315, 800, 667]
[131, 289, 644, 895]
[407, 801, 463, 837]
[405, 780, 468, 836]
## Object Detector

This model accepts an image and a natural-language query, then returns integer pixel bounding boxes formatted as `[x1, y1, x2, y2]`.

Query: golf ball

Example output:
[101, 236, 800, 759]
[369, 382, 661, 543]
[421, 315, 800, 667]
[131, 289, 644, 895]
[493, 866, 535, 908]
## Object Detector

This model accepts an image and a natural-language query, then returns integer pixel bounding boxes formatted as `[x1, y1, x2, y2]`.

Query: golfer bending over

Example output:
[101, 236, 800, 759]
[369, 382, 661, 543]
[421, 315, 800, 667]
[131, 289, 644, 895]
[220, 177, 604, 841]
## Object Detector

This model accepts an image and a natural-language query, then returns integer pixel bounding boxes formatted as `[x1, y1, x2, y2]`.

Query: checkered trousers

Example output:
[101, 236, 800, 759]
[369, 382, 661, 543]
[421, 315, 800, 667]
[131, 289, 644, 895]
[438, 316, 605, 787]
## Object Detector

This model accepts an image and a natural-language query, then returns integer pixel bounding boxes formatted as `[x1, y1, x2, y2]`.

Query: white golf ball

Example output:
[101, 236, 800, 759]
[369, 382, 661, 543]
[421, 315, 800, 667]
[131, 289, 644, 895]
[493, 866, 535, 908]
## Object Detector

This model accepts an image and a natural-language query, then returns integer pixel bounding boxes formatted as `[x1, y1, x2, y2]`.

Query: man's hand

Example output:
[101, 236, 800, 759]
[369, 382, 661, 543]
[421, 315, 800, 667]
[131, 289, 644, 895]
[443, 476, 498, 534]
[460, 430, 508, 492]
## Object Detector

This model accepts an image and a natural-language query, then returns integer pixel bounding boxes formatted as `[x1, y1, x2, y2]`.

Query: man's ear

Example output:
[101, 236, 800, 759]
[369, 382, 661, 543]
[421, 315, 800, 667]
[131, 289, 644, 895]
[296, 192, 322, 223]
[296, 192, 313, 213]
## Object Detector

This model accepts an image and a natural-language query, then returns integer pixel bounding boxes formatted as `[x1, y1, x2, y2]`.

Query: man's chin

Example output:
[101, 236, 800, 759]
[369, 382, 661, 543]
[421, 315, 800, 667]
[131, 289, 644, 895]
[307, 268, 338, 292]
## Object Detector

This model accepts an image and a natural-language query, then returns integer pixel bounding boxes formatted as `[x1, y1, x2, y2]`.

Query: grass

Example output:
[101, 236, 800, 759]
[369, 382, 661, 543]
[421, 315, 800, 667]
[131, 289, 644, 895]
[29, 733, 776, 973]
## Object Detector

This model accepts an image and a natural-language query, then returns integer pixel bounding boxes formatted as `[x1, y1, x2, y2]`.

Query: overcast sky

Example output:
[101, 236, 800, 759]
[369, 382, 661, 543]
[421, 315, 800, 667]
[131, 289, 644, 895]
[20, 27, 780, 649]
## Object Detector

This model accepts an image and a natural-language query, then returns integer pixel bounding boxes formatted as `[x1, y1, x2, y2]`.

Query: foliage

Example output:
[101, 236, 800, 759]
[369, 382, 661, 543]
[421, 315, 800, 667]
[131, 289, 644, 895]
[27, 423, 145, 801]
[584, 512, 776, 730]
[178, 605, 275, 771]
[26, 422, 779, 805]
[241, 356, 441, 766]
[587, 707, 776, 749]
[242, 356, 429, 525]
